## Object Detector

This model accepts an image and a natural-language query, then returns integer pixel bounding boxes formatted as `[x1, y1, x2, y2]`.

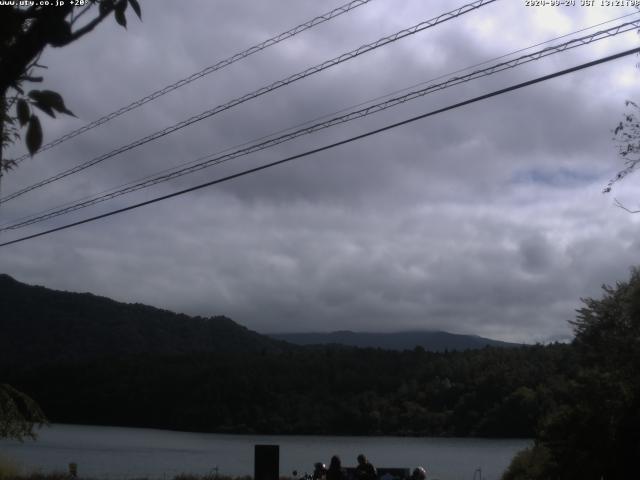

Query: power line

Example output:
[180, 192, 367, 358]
[330, 10, 640, 124]
[8, 8, 635, 225]
[4, 17, 635, 230]
[41, 0, 637, 232]
[4, 18, 637, 232]
[0, 0, 498, 205]
[12, 0, 374, 163]
[1, 46, 637, 248]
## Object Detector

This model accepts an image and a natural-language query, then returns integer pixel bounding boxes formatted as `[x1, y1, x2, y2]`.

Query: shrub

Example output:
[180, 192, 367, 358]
[501, 444, 552, 480]
[0, 455, 20, 480]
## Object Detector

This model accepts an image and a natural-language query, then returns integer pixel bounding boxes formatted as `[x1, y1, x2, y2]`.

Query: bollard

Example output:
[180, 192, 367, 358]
[255, 444, 279, 480]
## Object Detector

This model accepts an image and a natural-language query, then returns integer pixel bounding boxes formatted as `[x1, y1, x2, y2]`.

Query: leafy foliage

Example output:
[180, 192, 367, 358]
[0, 0, 142, 169]
[501, 445, 552, 480]
[0, 384, 48, 441]
[504, 268, 640, 479]
[24, 114, 42, 156]
[605, 101, 640, 194]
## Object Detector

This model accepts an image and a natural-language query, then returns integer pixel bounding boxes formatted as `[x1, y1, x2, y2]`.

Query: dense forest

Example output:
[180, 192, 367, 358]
[5, 343, 573, 438]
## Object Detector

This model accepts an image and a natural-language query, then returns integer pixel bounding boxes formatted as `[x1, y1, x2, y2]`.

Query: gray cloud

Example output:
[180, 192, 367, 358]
[2, 0, 640, 343]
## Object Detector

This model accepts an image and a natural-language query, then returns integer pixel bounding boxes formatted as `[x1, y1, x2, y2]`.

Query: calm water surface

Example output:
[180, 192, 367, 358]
[0, 424, 530, 480]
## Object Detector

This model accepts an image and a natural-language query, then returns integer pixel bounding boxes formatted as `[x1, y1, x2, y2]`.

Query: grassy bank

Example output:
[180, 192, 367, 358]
[0, 474, 257, 480]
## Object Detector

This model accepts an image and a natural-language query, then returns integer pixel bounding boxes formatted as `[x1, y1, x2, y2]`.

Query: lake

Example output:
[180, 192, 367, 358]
[0, 424, 530, 480]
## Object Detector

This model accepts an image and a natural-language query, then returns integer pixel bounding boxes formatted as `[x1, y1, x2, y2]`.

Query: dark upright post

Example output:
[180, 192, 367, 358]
[255, 444, 279, 480]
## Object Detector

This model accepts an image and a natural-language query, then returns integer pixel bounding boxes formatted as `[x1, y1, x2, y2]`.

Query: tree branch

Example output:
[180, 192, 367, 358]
[0, 6, 74, 91]
[614, 198, 640, 213]
[67, 0, 126, 43]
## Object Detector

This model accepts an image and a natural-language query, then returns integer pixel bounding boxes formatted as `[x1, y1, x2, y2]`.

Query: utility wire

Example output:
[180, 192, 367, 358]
[41, 0, 640, 230]
[1, 46, 638, 249]
[315, 10, 640, 127]
[10, 5, 636, 228]
[12, 0, 374, 163]
[3, 18, 637, 232]
[11, 7, 639, 231]
[4, 7, 635, 235]
[0, 0, 497, 205]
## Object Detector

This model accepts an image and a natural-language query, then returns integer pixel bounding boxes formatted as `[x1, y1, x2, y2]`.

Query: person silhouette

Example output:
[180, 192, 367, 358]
[355, 454, 376, 480]
[326, 455, 346, 480]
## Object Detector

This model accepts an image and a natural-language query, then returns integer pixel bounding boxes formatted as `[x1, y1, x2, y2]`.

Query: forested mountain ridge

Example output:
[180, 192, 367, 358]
[1, 273, 573, 438]
[1, 274, 519, 371]
[271, 330, 520, 351]
[0, 274, 286, 369]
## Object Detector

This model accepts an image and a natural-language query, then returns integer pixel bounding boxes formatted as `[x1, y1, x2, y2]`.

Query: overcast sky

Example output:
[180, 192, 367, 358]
[2, 0, 640, 342]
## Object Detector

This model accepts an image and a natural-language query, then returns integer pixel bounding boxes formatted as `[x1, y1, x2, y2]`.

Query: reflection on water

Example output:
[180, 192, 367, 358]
[0, 424, 530, 480]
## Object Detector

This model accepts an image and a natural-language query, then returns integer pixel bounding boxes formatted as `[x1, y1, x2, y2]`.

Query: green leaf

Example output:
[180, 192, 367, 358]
[32, 99, 56, 118]
[26, 115, 43, 156]
[28, 90, 44, 102]
[28, 90, 75, 117]
[17, 99, 30, 126]
[40, 90, 75, 117]
[128, 0, 141, 19]
[114, 0, 127, 27]
[114, 8, 127, 28]
[29, 89, 55, 104]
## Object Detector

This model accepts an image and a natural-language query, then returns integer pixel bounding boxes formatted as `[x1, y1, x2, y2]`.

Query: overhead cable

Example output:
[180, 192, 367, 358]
[0, 0, 498, 205]
[12, 0, 375, 162]
[1, 46, 638, 248]
[3, 18, 637, 232]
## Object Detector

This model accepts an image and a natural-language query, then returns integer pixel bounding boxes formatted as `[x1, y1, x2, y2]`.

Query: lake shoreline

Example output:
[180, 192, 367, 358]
[1, 424, 530, 480]
[34, 422, 531, 441]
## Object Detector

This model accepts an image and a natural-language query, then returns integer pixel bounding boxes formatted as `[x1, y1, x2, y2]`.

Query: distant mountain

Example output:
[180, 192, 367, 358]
[270, 330, 520, 351]
[0, 274, 286, 370]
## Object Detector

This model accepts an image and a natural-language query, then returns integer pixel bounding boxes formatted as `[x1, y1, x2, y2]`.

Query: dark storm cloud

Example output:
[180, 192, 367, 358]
[2, 0, 640, 342]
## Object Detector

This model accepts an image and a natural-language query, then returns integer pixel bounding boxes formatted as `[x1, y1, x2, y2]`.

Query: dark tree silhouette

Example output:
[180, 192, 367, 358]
[0, 0, 141, 171]
[503, 268, 640, 480]
[604, 100, 640, 211]
[0, 383, 48, 441]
